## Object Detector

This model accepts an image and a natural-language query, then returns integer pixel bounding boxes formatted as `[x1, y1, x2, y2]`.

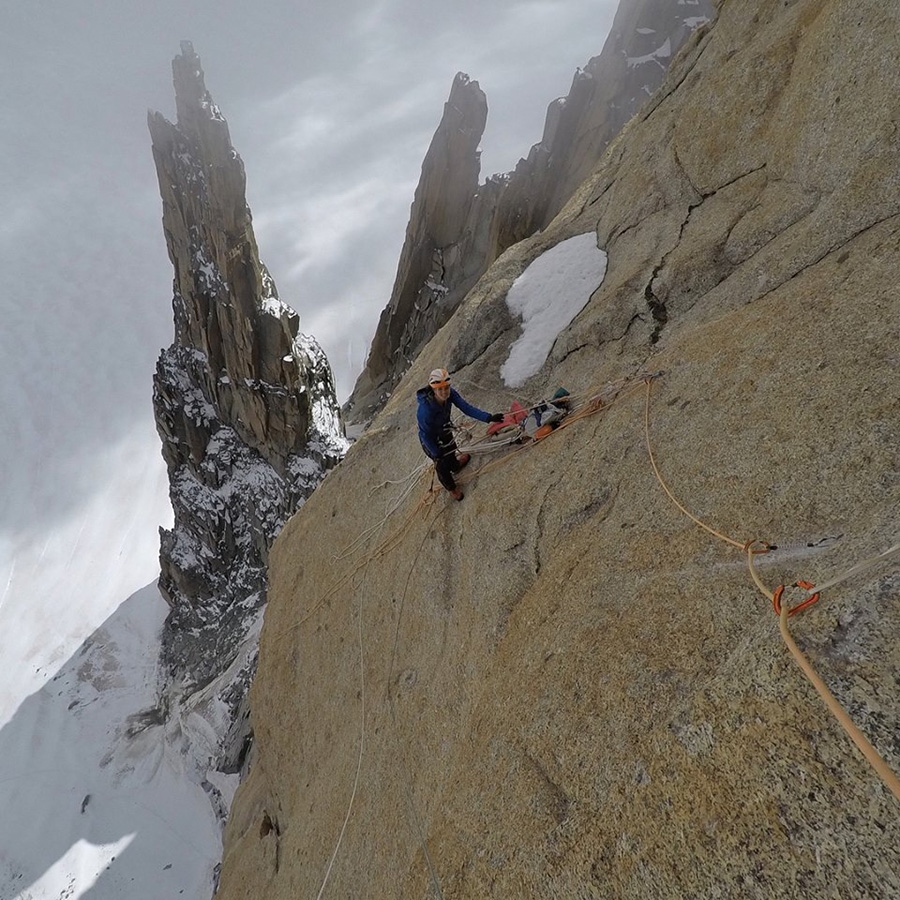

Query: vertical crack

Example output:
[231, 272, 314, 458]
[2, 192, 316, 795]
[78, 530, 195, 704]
[645, 268, 668, 345]
[533, 473, 564, 576]
[644, 193, 701, 344]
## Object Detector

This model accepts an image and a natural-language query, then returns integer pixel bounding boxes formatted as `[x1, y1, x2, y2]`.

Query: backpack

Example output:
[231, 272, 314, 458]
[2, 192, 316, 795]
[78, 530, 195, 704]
[523, 388, 571, 439]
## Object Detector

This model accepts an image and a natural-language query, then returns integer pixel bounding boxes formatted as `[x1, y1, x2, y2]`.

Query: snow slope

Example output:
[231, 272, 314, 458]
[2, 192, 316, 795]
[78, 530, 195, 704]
[0, 424, 221, 900]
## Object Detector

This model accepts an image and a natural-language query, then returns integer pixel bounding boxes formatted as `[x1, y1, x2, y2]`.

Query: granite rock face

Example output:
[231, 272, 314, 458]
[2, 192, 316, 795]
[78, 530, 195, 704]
[148, 43, 346, 799]
[216, 1, 900, 897]
[343, 0, 714, 424]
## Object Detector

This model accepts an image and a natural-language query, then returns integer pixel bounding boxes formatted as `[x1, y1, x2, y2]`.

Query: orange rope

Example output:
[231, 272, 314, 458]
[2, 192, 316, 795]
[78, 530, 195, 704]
[644, 373, 899, 801]
[467, 373, 900, 803]
[643, 377, 746, 550]
[745, 545, 900, 803]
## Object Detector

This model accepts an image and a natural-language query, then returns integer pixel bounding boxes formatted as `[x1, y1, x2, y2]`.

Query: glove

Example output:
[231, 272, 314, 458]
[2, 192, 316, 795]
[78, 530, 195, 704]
[488, 413, 504, 423]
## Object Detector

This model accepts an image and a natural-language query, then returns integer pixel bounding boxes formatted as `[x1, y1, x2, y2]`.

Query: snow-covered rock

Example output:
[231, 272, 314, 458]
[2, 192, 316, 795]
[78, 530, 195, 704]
[147, 42, 347, 825]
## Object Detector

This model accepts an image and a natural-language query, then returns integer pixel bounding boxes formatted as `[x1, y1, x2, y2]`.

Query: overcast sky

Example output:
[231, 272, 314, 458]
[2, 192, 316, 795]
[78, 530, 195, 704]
[0, 0, 618, 546]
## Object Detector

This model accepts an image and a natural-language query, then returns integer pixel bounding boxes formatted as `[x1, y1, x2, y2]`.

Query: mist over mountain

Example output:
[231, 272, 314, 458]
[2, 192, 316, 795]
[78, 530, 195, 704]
[3, 4, 633, 899]
[344, 0, 714, 425]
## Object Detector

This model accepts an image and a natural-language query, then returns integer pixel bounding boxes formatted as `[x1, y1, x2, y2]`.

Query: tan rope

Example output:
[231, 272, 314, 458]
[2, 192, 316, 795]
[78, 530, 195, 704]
[778, 602, 900, 802]
[334, 465, 428, 561]
[273, 484, 433, 643]
[644, 372, 899, 801]
[456, 376, 646, 485]
[746, 546, 900, 803]
[643, 377, 746, 550]
[640, 373, 900, 798]
[384, 503, 450, 900]
[294, 363, 900, 892]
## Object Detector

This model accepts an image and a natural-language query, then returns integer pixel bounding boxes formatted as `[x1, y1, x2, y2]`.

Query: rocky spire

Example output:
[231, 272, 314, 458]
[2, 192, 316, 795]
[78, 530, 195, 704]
[345, 73, 498, 423]
[148, 43, 346, 790]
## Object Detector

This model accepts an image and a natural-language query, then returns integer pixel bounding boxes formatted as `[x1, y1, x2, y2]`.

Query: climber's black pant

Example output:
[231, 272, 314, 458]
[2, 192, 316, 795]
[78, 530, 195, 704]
[422, 428, 461, 491]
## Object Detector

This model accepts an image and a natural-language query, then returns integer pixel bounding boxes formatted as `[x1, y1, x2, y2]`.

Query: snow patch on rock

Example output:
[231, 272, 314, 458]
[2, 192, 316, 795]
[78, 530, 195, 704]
[501, 233, 608, 387]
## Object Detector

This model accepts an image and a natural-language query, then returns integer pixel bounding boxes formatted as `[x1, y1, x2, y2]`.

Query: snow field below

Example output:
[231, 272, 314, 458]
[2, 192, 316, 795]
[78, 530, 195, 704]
[0, 426, 221, 900]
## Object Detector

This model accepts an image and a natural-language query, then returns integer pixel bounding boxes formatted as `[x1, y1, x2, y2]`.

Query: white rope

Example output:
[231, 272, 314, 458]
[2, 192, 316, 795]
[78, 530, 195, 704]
[459, 432, 524, 454]
[807, 541, 900, 596]
[369, 462, 430, 495]
[385, 505, 449, 900]
[314, 570, 368, 899]
[333, 467, 428, 562]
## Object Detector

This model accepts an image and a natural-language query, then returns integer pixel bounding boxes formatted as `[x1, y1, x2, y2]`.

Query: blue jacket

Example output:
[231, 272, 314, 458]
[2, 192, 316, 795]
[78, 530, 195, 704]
[417, 386, 491, 459]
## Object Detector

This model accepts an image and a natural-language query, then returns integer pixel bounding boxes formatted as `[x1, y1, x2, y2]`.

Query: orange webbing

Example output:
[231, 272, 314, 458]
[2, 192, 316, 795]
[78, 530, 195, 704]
[645, 374, 899, 801]
[746, 546, 900, 803]
[771, 580, 820, 618]
[454, 378, 643, 484]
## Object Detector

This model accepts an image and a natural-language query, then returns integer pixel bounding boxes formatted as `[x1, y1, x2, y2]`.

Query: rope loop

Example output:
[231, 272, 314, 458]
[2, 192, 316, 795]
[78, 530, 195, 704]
[744, 538, 774, 556]
[772, 580, 821, 618]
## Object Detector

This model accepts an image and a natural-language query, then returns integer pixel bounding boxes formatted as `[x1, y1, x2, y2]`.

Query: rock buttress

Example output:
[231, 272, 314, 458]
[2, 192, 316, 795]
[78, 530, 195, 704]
[148, 42, 347, 803]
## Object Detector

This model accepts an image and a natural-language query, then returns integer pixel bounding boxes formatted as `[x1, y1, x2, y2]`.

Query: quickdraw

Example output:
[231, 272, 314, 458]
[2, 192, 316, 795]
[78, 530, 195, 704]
[771, 580, 820, 618]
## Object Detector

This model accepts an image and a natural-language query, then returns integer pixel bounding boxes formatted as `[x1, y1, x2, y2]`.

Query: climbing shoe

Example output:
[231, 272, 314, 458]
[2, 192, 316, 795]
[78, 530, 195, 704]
[456, 452, 471, 468]
[449, 488, 464, 501]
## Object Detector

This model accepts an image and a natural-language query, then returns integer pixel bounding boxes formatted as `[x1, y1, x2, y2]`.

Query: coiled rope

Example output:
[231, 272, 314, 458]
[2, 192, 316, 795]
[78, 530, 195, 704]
[332, 462, 429, 562]
[452, 375, 648, 486]
[274, 481, 434, 642]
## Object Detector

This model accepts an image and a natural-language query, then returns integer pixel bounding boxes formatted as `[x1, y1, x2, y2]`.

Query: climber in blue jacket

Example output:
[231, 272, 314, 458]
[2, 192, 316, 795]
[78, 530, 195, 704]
[416, 367, 503, 501]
